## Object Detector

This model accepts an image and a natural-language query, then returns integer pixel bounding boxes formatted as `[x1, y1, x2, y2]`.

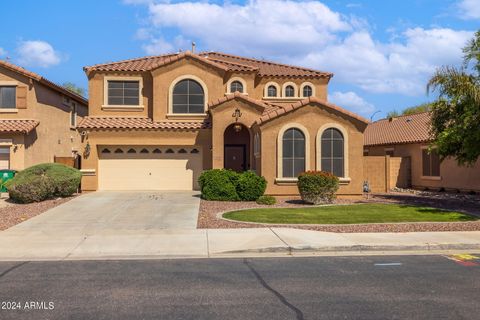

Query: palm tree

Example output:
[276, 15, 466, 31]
[427, 30, 480, 165]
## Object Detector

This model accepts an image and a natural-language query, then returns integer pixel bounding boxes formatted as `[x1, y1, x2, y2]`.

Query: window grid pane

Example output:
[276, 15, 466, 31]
[282, 128, 305, 178]
[230, 81, 243, 93]
[268, 86, 277, 97]
[303, 86, 312, 97]
[0, 86, 16, 109]
[321, 128, 344, 177]
[108, 81, 139, 105]
[285, 85, 295, 97]
[172, 79, 205, 114]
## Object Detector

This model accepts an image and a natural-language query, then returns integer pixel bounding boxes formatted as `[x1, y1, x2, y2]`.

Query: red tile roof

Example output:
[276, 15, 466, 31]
[203, 52, 333, 78]
[364, 112, 432, 146]
[256, 96, 370, 125]
[84, 51, 332, 79]
[208, 92, 269, 111]
[77, 117, 211, 130]
[0, 119, 39, 134]
[0, 60, 87, 106]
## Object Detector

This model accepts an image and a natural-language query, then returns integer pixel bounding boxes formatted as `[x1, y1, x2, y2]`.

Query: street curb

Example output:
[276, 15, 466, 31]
[218, 243, 480, 254]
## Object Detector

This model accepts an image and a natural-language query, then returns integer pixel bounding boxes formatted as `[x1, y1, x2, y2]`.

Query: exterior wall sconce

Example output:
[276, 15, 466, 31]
[232, 107, 243, 132]
[84, 142, 91, 159]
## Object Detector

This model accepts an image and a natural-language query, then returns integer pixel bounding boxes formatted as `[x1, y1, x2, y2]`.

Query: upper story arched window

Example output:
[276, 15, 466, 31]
[230, 81, 244, 93]
[267, 85, 277, 97]
[282, 128, 305, 178]
[285, 85, 295, 97]
[172, 79, 204, 114]
[302, 85, 313, 97]
[321, 128, 344, 177]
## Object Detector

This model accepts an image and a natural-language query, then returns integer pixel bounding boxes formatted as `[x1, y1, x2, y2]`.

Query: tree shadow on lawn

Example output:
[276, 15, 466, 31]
[374, 193, 480, 217]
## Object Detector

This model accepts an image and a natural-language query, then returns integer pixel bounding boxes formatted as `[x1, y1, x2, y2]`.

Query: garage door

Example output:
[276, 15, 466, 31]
[0, 147, 9, 170]
[98, 146, 202, 191]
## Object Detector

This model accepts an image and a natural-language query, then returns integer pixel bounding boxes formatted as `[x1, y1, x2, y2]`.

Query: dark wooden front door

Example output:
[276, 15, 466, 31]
[224, 145, 246, 172]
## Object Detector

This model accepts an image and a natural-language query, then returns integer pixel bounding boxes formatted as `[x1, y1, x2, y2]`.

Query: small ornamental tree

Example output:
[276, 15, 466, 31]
[297, 171, 339, 205]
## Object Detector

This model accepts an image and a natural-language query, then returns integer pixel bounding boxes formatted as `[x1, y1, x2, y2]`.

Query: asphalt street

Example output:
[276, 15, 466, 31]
[0, 255, 479, 319]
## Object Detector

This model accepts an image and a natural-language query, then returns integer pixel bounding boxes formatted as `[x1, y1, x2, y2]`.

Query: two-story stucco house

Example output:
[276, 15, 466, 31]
[78, 51, 369, 195]
[0, 60, 88, 171]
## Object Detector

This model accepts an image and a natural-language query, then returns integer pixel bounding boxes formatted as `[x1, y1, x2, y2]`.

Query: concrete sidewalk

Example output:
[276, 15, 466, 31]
[0, 227, 479, 261]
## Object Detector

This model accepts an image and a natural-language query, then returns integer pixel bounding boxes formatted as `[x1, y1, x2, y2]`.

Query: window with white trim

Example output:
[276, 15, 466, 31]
[282, 128, 305, 178]
[267, 85, 277, 97]
[285, 85, 295, 97]
[172, 79, 204, 114]
[321, 128, 344, 177]
[230, 81, 244, 93]
[302, 85, 313, 97]
[107, 80, 140, 105]
[254, 133, 260, 156]
[0, 86, 16, 109]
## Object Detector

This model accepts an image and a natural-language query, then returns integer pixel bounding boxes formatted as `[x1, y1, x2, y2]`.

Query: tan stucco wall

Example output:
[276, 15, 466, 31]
[366, 143, 480, 192]
[259, 105, 366, 195]
[80, 129, 212, 191]
[87, 58, 330, 121]
[0, 66, 87, 170]
[83, 58, 365, 195]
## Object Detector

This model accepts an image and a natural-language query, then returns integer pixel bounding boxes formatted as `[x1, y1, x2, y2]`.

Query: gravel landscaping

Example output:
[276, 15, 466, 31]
[0, 195, 77, 231]
[197, 191, 480, 233]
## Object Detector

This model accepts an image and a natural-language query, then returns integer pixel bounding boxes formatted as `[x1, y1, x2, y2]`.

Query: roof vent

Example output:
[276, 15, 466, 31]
[388, 117, 397, 122]
[406, 118, 412, 123]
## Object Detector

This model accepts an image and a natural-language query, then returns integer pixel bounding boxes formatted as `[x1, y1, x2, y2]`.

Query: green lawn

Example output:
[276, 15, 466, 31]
[223, 204, 477, 224]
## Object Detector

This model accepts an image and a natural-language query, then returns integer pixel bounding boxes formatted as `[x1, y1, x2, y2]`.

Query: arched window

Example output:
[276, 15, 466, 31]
[172, 79, 204, 114]
[267, 85, 277, 97]
[285, 85, 295, 97]
[321, 128, 344, 177]
[282, 128, 305, 178]
[302, 85, 313, 97]
[230, 81, 244, 93]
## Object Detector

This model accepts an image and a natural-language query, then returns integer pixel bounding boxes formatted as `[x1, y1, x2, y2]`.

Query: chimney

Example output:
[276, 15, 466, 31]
[191, 42, 196, 53]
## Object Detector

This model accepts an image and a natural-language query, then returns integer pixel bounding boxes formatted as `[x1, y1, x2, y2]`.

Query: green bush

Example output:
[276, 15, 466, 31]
[256, 195, 276, 205]
[297, 171, 339, 205]
[235, 171, 267, 201]
[5, 163, 81, 203]
[198, 169, 239, 201]
[199, 169, 267, 201]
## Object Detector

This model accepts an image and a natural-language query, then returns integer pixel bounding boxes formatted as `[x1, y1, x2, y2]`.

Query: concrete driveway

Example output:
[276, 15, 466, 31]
[6, 191, 201, 235]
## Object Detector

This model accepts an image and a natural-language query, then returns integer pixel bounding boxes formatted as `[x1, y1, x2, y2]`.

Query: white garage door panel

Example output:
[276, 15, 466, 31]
[99, 157, 200, 191]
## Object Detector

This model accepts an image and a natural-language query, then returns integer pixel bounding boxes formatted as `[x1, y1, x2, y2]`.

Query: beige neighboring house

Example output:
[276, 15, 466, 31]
[78, 51, 369, 195]
[364, 112, 480, 192]
[0, 60, 88, 171]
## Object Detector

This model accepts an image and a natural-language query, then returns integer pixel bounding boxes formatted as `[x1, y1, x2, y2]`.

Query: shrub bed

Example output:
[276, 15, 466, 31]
[256, 195, 276, 205]
[6, 163, 81, 203]
[199, 169, 267, 201]
[297, 171, 339, 205]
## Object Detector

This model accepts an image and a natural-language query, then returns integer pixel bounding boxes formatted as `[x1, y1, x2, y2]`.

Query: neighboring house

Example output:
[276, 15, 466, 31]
[364, 112, 480, 192]
[0, 60, 88, 171]
[78, 51, 369, 195]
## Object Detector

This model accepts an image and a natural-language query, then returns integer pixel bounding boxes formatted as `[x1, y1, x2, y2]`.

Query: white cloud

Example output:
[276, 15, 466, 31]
[0, 47, 6, 57]
[16, 40, 62, 68]
[127, 0, 474, 96]
[303, 28, 473, 95]
[145, 0, 351, 57]
[458, 0, 480, 20]
[329, 91, 375, 115]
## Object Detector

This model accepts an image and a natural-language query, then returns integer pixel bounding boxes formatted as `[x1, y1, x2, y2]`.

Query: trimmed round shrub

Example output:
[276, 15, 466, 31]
[297, 171, 339, 205]
[198, 169, 239, 201]
[199, 169, 267, 201]
[235, 171, 267, 201]
[256, 195, 276, 205]
[6, 163, 81, 203]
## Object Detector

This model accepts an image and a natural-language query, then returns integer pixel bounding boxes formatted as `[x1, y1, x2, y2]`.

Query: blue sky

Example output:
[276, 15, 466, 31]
[0, 0, 478, 120]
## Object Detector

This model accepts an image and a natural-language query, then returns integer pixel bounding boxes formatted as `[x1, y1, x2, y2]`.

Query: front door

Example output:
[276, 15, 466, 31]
[224, 145, 246, 172]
